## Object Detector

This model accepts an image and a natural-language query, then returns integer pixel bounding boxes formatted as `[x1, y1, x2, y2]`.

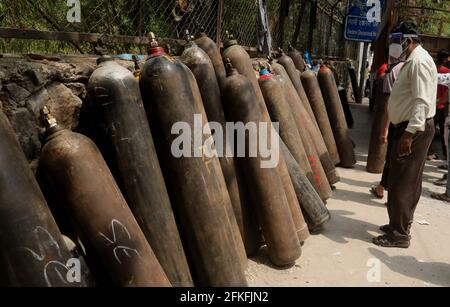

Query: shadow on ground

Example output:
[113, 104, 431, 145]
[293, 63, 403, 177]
[320, 209, 383, 244]
[368, 248, 450, 286]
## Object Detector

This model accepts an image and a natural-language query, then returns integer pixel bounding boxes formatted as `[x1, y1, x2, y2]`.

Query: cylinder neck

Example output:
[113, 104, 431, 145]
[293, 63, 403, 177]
[224, 31, 238, 48]
[41, 107, 64, 140]
[97, 55, 114, 66]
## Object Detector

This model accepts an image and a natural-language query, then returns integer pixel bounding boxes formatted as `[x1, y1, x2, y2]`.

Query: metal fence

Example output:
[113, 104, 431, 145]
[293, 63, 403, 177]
[0, 0, 358, 60]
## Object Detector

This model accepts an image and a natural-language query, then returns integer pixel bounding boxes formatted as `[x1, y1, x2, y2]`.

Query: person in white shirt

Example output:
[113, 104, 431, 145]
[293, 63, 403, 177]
[373, 22, 437, 248]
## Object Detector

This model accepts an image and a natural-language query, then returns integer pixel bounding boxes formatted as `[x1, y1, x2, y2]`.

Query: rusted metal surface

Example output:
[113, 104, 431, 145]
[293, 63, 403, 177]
[260, 70, 331, 204]
[283, 71, 340, 187]
[318, 65, 356, 168]
[338, 86, 354, 128]
[38, 122, 170, 287]
[195, 32, 227, 89]
[367, 75, 388, 174]
[222, 64, 301, 266]
[277, 51, 316, 121]
[270, 62, 336, 197]
[222, 36, 305, 245]
[288, 43, 306, 73]
[301, 70, 341, 166]
[281, 141, 330, 231]
[183, 48, 249, 269]
[140, 38, 247, 286]
[87, 57, 192, 286]
[0, 111, 85, 287]
[271, 61, 339, 187]
[181, 38, 259, 257]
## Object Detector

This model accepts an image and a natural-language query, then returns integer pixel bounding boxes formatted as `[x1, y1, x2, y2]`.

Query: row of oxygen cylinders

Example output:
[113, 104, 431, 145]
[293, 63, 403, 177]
[0, 31, 355, 287]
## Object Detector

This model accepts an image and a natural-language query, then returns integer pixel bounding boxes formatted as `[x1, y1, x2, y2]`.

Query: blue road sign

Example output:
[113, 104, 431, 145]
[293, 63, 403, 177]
[344, 0, 385, 42]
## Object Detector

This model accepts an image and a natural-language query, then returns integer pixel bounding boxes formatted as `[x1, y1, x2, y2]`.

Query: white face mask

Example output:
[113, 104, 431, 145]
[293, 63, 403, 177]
[389, 43, 403, 60]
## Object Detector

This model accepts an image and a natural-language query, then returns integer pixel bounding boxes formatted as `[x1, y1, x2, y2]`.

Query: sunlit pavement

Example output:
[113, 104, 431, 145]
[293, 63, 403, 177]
[247, 102, 450, 287]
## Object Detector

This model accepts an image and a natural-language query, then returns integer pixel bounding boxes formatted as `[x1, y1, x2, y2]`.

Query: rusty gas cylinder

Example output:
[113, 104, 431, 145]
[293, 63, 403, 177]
[367, 75, 389, 173]
[301, 70, 341, 165]
[194, 31, 226, 88]
[0, 110, 86, 287]
[259, 68, 331, 204]
[140, 34, 247, 286]
[287, 43, 306, 72]
[281, 141, 330, 231]
[222, 62, 302, 266]
[38, 108, 170, 287]
[269, 61, 339, 187]
[181, 33, 259, 256]
[87, 56, 192, 286]
[222, 34, 305, 244]
[318, 65, 356, 168]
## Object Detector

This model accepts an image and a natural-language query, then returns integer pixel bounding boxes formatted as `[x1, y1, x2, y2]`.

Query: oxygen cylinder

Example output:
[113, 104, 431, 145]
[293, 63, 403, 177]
[259, 69, 331, 202]
[367, 75, 388, 173]
[222, 33, 266, 115]
[301, 70, 341, 165]
[348, 65, 359, 103]
[182, 42, 252, 264]
[222, 34, 307, 243]
[0, 111, 86, 287]
[194, 31, 226, 88]
[318, 65, 356, 168]
[288, 43, 306, 72]
[222, 62, 302, 266]
[181, 34, 260, 256]
[281, 141, 330, 231]
[338, 85, 354, 128]
[270, 62, 339, 186]
[277, 51, 316, 121]
[87, 56, 192, 286]
[140, 34, 247, 286]
[38, 109, 170, 287]
[274, 52, 316, 126]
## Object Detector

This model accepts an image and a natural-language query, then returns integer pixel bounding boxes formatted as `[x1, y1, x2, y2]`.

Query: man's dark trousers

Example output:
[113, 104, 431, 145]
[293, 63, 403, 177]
[387, 118, 435, 241]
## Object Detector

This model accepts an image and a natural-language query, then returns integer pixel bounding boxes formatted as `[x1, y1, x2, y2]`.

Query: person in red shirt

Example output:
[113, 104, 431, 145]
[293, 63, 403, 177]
[433, 50, 450, 161]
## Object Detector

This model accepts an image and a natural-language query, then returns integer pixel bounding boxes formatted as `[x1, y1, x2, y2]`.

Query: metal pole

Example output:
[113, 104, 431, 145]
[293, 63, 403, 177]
[216, 0, 224, 47]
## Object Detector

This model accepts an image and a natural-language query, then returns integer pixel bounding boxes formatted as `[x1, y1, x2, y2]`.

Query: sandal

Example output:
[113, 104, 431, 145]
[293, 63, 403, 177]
[433, 178, 447, 187]
[372, 234, 410, 248]
[370, 185, 384, 199]
[430, 192, 450, 203]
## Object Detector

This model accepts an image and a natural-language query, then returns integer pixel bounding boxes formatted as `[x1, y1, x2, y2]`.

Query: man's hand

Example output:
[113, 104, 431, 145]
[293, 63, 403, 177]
[398, 132, 414, 157]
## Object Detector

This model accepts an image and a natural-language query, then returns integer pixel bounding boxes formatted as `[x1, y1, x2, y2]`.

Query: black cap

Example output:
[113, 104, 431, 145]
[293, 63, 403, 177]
[391, 21, 420, 36]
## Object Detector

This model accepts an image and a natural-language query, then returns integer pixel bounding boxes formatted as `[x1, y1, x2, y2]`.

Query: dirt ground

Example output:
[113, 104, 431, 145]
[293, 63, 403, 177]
[246, 102, 450, 287]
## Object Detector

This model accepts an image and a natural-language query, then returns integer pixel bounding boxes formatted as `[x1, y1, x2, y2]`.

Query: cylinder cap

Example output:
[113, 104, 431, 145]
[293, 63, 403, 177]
[147, 32, 165, 58]
[259, 67, 273, 81]
[319, 65, 331, 73]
